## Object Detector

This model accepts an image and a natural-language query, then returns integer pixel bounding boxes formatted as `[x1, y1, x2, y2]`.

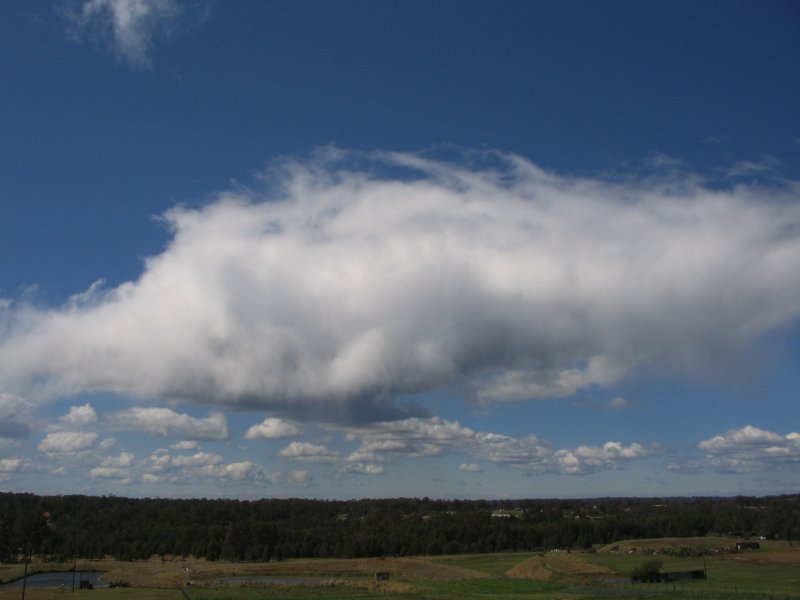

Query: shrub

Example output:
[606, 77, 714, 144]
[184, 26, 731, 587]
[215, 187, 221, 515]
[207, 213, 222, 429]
[631, 558, 663, 582]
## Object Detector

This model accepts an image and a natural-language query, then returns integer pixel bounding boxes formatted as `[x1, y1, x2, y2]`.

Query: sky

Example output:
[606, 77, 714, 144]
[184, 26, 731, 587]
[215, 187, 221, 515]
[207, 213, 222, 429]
[1, 0, 800, 501]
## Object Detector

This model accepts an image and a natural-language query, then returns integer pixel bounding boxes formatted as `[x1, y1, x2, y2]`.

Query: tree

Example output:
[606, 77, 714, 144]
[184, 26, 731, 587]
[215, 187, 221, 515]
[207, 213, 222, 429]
[631, 558, 663, 582]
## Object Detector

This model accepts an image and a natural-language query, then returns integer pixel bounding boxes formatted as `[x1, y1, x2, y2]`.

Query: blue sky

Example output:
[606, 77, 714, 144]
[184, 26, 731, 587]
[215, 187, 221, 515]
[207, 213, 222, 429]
[1, 0, 800, 500]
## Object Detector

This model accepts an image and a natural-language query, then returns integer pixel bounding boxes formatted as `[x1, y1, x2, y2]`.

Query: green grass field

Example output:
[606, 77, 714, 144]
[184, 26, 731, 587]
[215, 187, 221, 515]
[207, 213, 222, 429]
[427, 551, 538, 576]
[2, 538, 798, 600]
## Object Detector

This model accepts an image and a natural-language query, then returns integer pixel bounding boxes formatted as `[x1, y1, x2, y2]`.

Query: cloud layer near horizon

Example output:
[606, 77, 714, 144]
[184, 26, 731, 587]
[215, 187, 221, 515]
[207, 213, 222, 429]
[1, 150, 799, 422]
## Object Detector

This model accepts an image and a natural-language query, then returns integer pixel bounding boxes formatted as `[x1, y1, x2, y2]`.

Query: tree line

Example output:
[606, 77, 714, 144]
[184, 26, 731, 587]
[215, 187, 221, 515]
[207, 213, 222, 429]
[1, 493, 797, 562]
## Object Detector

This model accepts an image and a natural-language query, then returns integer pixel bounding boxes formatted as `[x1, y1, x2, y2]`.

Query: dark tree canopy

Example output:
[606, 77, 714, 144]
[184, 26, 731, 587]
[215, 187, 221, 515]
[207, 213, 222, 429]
[0, 493, 797, 562]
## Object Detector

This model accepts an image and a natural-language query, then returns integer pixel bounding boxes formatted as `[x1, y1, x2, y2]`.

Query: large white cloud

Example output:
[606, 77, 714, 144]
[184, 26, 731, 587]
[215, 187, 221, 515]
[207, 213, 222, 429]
[1, 150, 799, 422]
[674, 425, 800, 473]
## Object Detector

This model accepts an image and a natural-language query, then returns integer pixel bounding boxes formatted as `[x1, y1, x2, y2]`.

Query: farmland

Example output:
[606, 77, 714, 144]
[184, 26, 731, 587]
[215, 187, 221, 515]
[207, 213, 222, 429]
[2, 538, 799, 599]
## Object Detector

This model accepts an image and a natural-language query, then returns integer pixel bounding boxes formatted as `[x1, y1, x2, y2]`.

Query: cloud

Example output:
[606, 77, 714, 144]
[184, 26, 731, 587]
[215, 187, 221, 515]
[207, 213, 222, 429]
[608, 397, 634, 410]
[59, 403, 98, 427]
[475, 356, 627, 403]
[0, 458, 23, 473]
[1, 150, 800, 422]
[142, 448, 278, 484]
[341, 416, 660, 475]
[698, 424, 786, 453]
[245, 417, 301, 440]
[0, 458, 33, 481]
[38, 431, 98, 454]
[166, 451, 221, 468]
[60, 0, 207, 68]
[99, 437, 117, 449]
[459, 463, 481, 472]
[279, 441, 339, 463]
[552, 442, 659, 475]
[89, 467, 132, 480]
[170, 440, 200, 450]
[0, 394, 34, 439]
[289, 469, 311, 486]
[683, 425, 800, 473]
[90, 451, 135, 480]
[343, 462, 384, 475]
[726, 156, 782, 179]
[106, 407, 228, 440]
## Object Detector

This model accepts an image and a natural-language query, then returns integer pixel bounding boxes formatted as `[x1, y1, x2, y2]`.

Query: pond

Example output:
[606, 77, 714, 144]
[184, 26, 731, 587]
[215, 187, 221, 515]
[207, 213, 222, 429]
[1, 571, 107, 589]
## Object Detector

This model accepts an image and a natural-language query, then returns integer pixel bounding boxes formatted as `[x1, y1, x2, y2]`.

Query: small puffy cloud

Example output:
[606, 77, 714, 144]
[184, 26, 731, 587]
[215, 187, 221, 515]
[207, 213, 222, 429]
[170, 440, 200, 450]
[89, 451, 135, 481]
[608, 397, 634, 410]
[666, 460, 704, 475]
[279, 441, 339, 463]
[99, 437, 118, 449]
[90, 466, 131, 480]
[102, 451, 135, 467]
[107, 407, 228, 440]
[459, 463, 481, 472]
[289, 469, 311, 486]
[245, 417, 301, 440]
[169, 451, 222, 468]
[2, 150, 800, 422]
[215, 461, 259, 480]
[38, 431, 98, 454]
[0, 458, 34, 481]
[343, 462, 384, 475]
[0, 393, 35, 439]
[346, 449, 385, 463]
[59, 403, 98, 427]
[60, 0, 208, 68]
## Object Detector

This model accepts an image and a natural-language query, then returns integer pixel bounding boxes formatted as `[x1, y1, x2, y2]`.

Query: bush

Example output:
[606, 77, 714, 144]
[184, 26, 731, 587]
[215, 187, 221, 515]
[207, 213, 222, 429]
[631, 558, 662, 582]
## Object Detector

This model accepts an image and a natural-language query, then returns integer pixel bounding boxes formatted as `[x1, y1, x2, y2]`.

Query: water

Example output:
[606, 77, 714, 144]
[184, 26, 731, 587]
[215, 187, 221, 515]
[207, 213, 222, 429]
[1, 571, 107, 588]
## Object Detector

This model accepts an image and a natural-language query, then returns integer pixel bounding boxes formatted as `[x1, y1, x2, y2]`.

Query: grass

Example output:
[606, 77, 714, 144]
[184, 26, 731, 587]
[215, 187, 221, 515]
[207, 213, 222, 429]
[426, 551, 537, 576]
[2, 540, 799, 600]
[0, 590, 183, 600]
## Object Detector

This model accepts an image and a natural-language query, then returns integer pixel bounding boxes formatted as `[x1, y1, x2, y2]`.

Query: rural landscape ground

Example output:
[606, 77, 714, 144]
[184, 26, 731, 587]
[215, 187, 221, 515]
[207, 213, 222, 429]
[2, 537, 799, 600]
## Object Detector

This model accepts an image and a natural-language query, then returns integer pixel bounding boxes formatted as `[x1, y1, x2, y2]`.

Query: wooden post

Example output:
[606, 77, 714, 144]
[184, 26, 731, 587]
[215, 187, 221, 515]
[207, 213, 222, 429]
[20, 553, 29, 600]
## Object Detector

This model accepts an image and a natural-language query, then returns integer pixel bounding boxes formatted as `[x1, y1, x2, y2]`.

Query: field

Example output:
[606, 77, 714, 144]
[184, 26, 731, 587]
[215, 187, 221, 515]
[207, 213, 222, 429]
[2, 538, 799, 599]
